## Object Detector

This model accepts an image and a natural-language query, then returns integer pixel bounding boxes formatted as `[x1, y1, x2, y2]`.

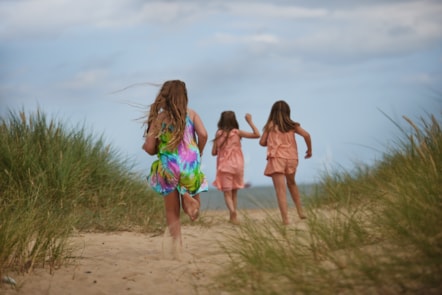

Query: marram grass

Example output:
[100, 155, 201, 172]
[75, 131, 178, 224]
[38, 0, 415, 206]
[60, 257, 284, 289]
[0, 109, 164, 275]
[218, 113, 442, 294]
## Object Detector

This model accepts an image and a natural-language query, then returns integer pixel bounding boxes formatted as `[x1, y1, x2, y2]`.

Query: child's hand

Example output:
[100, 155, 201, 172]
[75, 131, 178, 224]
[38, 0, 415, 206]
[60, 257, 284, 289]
[245, 113, 252, 122]
[305, 150, 312, 159]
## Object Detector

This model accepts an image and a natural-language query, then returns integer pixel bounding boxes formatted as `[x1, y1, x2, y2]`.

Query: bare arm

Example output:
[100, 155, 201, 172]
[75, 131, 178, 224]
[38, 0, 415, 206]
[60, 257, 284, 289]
[142, 126, 158, 156]
[260, 122, 272, 146]
[239, 113, 260, 139]
[259, 129, 269, 146]
[295, 125, 312, 159]
[211, 132, 218, 156]
[189, 109, 208, 156]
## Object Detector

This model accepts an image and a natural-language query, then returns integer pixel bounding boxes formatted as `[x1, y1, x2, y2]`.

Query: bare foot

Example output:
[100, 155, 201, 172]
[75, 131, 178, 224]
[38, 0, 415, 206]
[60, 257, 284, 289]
[297, 209, 307, 220]
[229, 211, 240, 225]
[182, 193, 199, 221]
[298, 213, 307, 220]
[229, 219, 240, 225]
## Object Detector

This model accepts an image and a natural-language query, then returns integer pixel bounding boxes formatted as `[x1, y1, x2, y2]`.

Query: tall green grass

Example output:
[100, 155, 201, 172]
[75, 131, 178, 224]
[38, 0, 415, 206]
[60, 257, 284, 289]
[0, 109, 164, 275]
[219, 113, 442, 294]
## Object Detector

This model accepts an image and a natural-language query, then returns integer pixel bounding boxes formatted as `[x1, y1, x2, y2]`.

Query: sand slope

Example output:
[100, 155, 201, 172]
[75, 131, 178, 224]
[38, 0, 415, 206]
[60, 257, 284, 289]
[1, 209, 286, 295]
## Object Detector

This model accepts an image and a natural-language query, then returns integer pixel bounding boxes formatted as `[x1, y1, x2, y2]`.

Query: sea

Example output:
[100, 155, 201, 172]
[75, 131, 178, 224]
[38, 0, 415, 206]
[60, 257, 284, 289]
[200, 184, 316, 211]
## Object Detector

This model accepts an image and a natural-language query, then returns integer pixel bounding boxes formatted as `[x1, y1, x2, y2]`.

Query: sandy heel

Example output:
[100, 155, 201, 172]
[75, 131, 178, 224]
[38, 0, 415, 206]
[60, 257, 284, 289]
[182, 193, 200, 221]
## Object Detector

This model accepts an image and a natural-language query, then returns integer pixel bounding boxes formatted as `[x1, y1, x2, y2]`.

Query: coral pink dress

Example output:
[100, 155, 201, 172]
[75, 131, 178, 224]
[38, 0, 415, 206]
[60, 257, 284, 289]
[264, 130, 299, 176]
[212, 129, 245, 191]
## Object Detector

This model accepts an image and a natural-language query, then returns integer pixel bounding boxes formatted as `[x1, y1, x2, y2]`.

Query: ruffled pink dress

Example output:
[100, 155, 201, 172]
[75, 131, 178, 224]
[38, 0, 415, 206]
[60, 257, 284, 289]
[264, 130, 299, 176]
[212, 129, 245, 191]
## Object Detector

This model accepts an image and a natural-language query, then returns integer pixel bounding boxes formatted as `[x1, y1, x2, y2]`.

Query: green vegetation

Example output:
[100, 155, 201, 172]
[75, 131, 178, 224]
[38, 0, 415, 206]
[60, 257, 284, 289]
[0, 109, 164, 275]
[219, 113, 442, 294]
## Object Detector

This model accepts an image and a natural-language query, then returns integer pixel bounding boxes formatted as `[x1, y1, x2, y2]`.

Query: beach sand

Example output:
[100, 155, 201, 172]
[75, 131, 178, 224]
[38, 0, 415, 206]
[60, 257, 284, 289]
[1, 209, 300, 295]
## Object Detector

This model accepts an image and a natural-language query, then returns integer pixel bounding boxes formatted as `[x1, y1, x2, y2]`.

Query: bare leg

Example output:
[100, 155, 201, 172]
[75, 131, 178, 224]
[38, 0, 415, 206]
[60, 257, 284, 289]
[232, 189, 239, 223]
[271, 173, 289, 225]
[182, 193, 200, 221]
[286, 174, 306, 219]
[232, 189, 238, 211]
[164, 191, 182, 245]
[223, 190, 239, 224]
[193, 194, 201, 207]
[223, 190, 238, 224]
[193, 194, 201, 220]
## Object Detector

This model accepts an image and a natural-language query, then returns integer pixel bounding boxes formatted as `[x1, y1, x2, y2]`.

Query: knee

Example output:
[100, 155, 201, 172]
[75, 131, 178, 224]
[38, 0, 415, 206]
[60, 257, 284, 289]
[286, 177, 296, 186]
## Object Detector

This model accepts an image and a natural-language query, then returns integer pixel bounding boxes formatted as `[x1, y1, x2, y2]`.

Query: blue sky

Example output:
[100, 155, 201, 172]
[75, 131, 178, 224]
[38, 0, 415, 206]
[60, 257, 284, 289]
[1, 0, 441, 186]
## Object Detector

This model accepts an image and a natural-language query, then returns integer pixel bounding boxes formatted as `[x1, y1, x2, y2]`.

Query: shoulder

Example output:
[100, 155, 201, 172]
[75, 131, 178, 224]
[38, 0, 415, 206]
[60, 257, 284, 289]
[232, 129, 240, 136]
[187, 108, 198, 121]
[187, 108, 196, 116]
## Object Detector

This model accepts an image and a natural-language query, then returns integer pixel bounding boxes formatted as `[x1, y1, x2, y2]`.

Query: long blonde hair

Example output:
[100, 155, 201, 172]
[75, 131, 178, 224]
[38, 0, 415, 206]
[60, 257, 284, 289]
[146, 80, 188, 151]
[263, 100, 299, 132]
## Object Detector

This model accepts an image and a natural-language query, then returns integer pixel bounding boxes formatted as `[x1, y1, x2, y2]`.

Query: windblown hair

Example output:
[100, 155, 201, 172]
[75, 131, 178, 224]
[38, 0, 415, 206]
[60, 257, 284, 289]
[213, 111, 240, 148]
[263, 100, 299, 132]
[146, 80, 188, 151]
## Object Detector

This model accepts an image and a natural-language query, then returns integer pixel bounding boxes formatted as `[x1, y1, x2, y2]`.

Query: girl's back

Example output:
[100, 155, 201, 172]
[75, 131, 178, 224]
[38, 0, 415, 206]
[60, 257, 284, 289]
[266, 128, 298, 160]
[215, 129, 244, 174]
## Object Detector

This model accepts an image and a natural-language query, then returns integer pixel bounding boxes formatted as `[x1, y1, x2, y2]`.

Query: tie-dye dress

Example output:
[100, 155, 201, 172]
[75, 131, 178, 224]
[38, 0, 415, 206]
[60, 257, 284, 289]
[147, 115, 208, 196]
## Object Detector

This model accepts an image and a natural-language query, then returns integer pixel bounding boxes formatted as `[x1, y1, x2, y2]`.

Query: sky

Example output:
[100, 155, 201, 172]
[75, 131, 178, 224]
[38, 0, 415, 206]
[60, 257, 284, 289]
[1, 0, 441, 187]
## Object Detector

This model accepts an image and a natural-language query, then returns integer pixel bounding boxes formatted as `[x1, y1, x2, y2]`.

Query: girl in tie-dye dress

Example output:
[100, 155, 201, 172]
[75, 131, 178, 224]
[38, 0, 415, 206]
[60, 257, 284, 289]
[148, 115, 208, 196]
[143, 80, 208, 249]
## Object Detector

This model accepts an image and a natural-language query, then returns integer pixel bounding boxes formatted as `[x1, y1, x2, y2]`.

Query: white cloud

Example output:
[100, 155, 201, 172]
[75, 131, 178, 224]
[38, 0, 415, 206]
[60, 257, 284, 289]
[0, 0, 214, 39]
[2, 0, 441, 60]
[211, 32, 279, 45]
[223, 2, 328, 19]
[61, 69, 108, 90]
[329, 1, 442, 46]
[403, 72, 442, 86]
[295, 2, 442, 59]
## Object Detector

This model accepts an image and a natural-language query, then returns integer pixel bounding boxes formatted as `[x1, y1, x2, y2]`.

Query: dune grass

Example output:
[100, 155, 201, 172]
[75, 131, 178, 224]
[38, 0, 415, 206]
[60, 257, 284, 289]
[0, 109, 164, 275]
[218, 113, 441, 294]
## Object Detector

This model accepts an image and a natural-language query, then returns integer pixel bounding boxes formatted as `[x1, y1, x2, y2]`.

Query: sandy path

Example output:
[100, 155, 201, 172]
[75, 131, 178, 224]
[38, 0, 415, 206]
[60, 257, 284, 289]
[1, 210, 276, 295]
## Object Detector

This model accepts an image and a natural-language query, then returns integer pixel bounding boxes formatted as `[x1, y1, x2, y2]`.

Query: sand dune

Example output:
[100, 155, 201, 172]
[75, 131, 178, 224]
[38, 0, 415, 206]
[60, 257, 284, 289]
[1, 209, 292, 295]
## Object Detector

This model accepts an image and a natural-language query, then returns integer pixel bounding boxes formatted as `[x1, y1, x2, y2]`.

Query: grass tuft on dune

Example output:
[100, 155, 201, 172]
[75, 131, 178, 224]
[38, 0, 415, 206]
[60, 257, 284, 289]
[219, 113, 442, 294]
[0, 109, 164, 275]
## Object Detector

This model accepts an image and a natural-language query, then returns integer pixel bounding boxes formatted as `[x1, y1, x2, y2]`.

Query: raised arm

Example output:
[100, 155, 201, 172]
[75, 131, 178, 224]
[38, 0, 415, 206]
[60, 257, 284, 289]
[295, 125, 312, 159]
[239, 113, 260, 139]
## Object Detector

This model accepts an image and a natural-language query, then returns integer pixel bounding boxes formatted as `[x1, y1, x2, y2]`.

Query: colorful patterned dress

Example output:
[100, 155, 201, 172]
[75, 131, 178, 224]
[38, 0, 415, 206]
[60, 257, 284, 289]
[147, 115, 208, 196]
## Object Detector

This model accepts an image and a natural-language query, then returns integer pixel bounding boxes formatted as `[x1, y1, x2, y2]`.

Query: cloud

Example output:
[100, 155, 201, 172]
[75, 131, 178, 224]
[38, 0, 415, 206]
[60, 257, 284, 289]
[223, 2, 328, 19]
[60, 69, 108, 90]
[0, 0, 216, 39]
[213, 1, 442, 63]
[403, 72, 442, 86]
[211, 32, 279, 45]
[2, 0, 441, 64]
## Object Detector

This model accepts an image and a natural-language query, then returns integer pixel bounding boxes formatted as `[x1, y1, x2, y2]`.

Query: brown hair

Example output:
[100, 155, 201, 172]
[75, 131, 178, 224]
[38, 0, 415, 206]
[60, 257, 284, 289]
[263, 100, 299, 132]
[146, 80, 188, 151]
[213, 110, 239, 148]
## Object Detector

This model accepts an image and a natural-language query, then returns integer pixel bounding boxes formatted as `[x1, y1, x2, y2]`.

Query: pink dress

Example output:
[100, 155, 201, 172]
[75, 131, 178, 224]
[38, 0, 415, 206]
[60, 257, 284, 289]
[213, 129, 245, 191]
[264, 130, 299, 176]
